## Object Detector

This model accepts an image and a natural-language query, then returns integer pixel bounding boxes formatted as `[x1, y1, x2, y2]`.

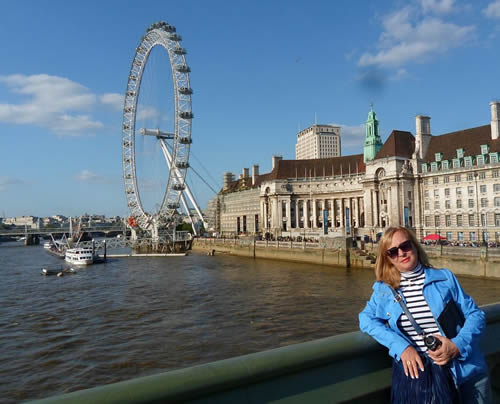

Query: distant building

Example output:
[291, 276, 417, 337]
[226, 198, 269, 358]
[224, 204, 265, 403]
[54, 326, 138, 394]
[212, 101, 500, 242]
[4, 216, 42, 229]
[295, 124, 341, 160]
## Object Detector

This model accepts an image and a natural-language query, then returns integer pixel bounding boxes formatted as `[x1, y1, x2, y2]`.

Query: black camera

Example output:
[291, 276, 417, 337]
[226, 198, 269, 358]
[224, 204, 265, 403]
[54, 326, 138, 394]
[424, 335, 442, 351]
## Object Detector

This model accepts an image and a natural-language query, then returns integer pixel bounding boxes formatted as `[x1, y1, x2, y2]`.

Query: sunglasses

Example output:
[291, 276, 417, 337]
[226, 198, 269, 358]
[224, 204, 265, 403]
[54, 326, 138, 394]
[386, 240, 413, 259]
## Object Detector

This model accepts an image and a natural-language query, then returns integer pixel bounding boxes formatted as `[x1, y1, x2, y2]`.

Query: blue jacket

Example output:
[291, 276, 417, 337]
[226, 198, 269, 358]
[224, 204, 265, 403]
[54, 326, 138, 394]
[359, 266, 487, 384]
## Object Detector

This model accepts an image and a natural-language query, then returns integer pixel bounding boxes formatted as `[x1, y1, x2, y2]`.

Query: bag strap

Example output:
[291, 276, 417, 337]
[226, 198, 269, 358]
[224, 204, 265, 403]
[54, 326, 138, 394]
[388, 286, 425, 336]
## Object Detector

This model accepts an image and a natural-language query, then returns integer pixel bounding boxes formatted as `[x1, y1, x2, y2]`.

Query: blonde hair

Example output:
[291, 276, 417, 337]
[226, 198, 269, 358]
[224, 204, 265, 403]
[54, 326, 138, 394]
[375, 227, 432, 288]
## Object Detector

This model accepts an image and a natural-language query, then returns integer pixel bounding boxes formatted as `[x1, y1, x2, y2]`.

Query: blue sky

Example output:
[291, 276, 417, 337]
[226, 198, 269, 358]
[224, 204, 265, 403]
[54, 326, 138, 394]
[1, 0, 500, 218]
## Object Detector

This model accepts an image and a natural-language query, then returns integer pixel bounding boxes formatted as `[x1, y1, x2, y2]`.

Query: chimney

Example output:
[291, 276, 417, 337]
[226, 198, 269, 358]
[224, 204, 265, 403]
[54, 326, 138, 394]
[272, 155, 283, 169]
[223, 172, 233, 190]
[252, 164, 259, 186]
[491, 101, 500, 140]
[415, 115, 431, 159]
[242, 167, 249, 178]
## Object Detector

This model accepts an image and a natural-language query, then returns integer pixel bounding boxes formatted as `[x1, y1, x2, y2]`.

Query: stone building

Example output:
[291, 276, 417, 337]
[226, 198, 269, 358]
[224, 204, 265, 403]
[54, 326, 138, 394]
[209, 101, 500, 242]
[4, 216, 42, 229]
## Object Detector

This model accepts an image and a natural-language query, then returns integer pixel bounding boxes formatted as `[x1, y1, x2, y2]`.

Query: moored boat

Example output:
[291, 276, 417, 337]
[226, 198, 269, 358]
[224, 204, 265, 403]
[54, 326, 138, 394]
[65, 247, 94, 265]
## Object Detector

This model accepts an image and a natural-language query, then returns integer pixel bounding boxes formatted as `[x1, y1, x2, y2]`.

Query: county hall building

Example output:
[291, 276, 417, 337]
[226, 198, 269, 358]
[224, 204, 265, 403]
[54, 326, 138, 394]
[208, 101, 500, 242]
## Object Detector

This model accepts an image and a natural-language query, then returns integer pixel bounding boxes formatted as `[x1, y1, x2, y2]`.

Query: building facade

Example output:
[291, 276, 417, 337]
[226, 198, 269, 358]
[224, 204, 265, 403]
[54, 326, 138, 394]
[209, 102, 500, 242]
[295, 124, 341, 160]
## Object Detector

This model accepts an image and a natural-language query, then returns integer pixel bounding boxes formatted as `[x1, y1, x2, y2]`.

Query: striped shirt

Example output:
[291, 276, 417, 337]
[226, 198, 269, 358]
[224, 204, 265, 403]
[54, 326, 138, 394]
[397, 264, 441, 353]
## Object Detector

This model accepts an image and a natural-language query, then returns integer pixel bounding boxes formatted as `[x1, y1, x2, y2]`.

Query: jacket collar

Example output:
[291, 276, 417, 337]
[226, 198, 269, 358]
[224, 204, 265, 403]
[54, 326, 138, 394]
[423, 266, 447, 285]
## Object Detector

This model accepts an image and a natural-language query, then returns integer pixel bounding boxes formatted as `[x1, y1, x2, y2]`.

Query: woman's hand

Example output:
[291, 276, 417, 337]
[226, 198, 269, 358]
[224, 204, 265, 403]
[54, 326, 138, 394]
[400, 345, 424, 379]
[426, 335, 460, 365]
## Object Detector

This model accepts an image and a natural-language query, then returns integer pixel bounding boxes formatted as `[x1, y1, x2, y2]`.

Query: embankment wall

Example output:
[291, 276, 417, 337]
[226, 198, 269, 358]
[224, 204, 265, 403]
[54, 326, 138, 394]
[192, 239, 500, 279]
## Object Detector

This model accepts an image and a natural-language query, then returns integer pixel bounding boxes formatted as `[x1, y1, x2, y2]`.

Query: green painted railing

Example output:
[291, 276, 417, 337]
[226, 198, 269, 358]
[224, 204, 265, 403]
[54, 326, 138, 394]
[32, 303, 500, 404]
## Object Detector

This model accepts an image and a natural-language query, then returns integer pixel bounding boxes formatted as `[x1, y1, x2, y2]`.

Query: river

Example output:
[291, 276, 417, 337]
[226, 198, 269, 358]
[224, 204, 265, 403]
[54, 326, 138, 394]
[1, 241, 499, 403]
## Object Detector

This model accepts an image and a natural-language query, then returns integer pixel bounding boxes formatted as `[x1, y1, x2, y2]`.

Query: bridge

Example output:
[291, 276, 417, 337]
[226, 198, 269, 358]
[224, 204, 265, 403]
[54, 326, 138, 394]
[0, 225, 126, 238]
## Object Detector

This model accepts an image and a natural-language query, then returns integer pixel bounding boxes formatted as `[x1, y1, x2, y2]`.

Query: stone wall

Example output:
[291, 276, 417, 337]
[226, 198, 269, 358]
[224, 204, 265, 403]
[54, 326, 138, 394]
[192, 238, 500, 278]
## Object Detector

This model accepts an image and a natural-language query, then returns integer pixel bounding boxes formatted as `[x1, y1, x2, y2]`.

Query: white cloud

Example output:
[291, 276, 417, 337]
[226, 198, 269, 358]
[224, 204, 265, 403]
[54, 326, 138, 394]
[484, 0, 500, 18]
[332, 123, 366, 152]
[358, 8, 475, 68]
[419, 0, 455, 14]
[0, 176, 23, 192]
[99, 93, 124, 111]
[0, 74, 104, 135]
[137, 105, 160, 121]
[75, 169, 107, 183]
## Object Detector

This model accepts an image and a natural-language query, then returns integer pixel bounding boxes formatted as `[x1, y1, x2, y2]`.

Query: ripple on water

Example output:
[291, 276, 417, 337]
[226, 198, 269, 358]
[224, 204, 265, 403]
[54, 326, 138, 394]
[1, 246, 499, 403]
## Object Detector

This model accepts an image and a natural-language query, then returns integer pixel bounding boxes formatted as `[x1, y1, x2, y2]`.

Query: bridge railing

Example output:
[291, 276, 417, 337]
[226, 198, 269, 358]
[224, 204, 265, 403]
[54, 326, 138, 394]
[0, 226, 126, 236]
[30, 303, 500, 404]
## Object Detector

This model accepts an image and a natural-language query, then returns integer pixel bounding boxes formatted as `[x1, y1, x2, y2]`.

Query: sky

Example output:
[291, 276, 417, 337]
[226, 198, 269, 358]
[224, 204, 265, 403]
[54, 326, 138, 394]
[1, 0, 500, 218]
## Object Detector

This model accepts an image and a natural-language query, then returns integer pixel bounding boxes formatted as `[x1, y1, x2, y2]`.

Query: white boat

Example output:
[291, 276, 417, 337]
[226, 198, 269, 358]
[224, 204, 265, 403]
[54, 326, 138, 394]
[43, 241, 53, 249]
[65, 247, 94, 265]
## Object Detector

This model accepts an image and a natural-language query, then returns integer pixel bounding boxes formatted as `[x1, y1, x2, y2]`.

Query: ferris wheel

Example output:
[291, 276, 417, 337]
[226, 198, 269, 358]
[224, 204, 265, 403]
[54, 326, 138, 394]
[122, 21, 200, 240]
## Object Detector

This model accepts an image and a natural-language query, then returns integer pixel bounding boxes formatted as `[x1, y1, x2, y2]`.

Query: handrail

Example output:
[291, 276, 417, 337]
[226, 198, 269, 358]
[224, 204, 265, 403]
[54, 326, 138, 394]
[30, 302, 500, 404]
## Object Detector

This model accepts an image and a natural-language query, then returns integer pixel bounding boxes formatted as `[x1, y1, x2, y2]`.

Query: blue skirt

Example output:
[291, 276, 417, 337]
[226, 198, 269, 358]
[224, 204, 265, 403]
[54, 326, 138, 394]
[391, 355, 460, 404]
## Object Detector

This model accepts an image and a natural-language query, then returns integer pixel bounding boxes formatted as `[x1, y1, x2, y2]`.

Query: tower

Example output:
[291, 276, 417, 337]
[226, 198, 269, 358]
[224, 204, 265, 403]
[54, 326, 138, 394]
[363, 107, 382, 163]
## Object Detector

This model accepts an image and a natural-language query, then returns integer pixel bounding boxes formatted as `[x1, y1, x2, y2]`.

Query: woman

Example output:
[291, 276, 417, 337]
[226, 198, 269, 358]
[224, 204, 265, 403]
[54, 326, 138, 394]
[359, 226, 491, 403]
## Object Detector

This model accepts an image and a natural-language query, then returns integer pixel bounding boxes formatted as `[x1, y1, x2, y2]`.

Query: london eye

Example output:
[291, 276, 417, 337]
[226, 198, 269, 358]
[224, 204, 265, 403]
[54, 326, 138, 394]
[122, 21, 196, 242]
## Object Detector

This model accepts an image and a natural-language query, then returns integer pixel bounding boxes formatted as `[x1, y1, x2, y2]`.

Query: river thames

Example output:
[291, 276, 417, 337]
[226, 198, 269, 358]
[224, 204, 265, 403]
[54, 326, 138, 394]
[1, 242, 500, 403]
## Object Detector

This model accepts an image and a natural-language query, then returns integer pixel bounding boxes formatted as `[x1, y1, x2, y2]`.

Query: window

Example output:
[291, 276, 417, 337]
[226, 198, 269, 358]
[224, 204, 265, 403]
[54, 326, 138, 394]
[422, 164, 428, 173]
[425, 190, 429, 198]
[470, 232, 477, 241]
[467, 173, 474, 181]
[431, 162, 439, 172]
[481, 198, 488, 208]
[445, 200, 451, 209]
[445, 215, 451, 227]
[464, 157, 473, 168]
[457, 199, 462, 208]
[477, 155, 485, 166]
[468, 186, 474, 195]
[434, 189, 439, 197]
[457, 148, 464, 158]
[434, 201, 440, 209]
[479, 172, 486, 180]
[435, 152, 443, 162]
[433, 176, 439, 184]
[480, 184, 487, 193]
[468, 199, 474, 208]
[455, 175, 461, 183]
[481, 144, 489, 155]
[469, 214, 475, 226]
[444, 175, 450, 183]
[446, 231, 452, 240]
[495, 197, 500, 207]
[424, 178, 429, 185]
[456, 187, 462, 196]
[481, 213, 487, 227]
[425, 201, 430, 210]
[442, 161, 449, 170]
[494, 183, 500, 192]
[491, 154, 498, 164]
[425, 216, 430, 226]
[457, 214, 463, 226]
[458, 231, 464, 240]
[435, 215, 440, 227]
[496, 214, 500, 227]
[453, 159, 461, 169]
[408, 191, 412, 199]
[493, 169, 499, 178]
[444, 188, 450, 197]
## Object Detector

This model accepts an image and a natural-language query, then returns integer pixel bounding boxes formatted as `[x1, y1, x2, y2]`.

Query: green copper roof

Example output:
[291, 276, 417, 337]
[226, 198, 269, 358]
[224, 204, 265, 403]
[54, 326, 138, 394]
[364, 106, 382, 163]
